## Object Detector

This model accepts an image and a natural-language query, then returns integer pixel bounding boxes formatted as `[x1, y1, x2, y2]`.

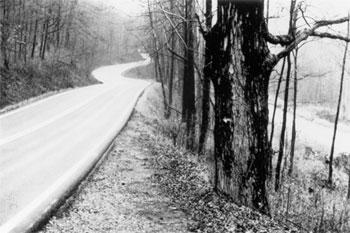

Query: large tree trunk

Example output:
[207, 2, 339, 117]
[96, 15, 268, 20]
[209, 1, 272, 214]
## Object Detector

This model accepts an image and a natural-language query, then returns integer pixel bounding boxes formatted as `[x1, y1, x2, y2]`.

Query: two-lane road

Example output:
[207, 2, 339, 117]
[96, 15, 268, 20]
[0, 55, 151, 233]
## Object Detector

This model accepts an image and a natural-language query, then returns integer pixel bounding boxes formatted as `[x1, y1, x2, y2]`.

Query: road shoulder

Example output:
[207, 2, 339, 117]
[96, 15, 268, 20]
[38, 84, 191, 233]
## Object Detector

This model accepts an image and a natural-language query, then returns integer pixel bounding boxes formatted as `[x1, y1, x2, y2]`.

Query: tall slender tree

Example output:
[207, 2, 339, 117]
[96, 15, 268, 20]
[198, 0, 213, 155]
[328, 14, 350, 186]
[182, 0, 196, 150]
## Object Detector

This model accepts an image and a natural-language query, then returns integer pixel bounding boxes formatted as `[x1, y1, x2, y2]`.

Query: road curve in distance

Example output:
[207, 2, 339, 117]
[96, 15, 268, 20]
[0, 54, 151, 233]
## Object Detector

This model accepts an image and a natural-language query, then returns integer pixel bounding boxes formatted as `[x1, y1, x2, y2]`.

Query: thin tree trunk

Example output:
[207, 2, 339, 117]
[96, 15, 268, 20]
[31, 19, 39, 59]
[166, 32, 176, 119]
[328, 16, 350, 186]
[1, 0, 10, 70]
[147, 0, 168, 117]
[198, 0, 213, 155]
[39, 20, 47, 59]
[182, 0, 196, 150]
[270, 59, 286, 144]
[348, 169, 350, 199]
[269, 58, 286, 178]
[41, 18, 50, 60]
[165, 0, 176, 119]
[275, 54, 292, 191]
[289, 48, 298, 176]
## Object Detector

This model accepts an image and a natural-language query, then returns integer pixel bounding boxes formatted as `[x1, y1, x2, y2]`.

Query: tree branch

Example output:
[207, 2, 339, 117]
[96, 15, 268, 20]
[265, 32, 294, 46]
[271, 16, 350, 65]
[311, 31, 350, 42]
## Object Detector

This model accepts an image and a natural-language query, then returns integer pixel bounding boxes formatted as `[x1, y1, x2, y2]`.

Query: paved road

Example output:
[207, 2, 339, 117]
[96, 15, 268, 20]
[270, 105, 350, 156]
[0, 55, 151, 233]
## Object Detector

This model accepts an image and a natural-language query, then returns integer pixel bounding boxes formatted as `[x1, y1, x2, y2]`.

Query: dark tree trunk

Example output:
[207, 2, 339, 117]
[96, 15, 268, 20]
[31, 19, 39, 59]
[289, 48, 298, 176]
[209, 1, 272, 214]
[198, 0, 213, 155]
[41, 18, 50, 60]
[270, 58, 286, 145]
[269, 58, 286, 178]
[182, 0, 196, 150]
[39, 20, 47, 59]
[348, 169, 350, 200]
[1, 0, 10, 70]
[165, 0, 176, 119]
[166, 34, 176, 119]
[275, 54, 292, 191]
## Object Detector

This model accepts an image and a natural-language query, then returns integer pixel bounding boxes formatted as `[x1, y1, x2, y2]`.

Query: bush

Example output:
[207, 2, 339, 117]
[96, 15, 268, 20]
[0, 59, 99, 109]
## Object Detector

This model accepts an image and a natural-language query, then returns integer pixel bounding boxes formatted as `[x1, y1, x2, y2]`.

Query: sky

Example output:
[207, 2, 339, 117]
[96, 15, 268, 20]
[269, 0, 350, 36]
[101, 0, 144, 16]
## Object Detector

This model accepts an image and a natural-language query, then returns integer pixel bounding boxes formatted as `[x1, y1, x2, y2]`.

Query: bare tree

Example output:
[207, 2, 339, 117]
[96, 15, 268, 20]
[198, 0, 212, 155]
[275, 54, 292, 191]
[182, 0, 196, 150]
[289, 47, 299, 176]
[328, 14, 350, 186]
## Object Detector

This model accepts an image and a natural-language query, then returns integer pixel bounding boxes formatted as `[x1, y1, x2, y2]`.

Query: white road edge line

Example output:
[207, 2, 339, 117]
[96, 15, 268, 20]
[0, 135, 105, 233]
[0, 88, 80, 120]
[0, 82, 150, 233]
[0, 88, 110, 146]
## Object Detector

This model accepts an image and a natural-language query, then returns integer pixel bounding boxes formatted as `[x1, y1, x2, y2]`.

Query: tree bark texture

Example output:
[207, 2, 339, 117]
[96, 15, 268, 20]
[209, 1, 272, 214]
[198, 0, 213, 155]
[182, 0, 196, 150]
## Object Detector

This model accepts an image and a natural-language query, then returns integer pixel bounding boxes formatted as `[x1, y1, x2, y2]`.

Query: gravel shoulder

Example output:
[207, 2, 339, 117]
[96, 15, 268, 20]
[38, 84, 191, 233]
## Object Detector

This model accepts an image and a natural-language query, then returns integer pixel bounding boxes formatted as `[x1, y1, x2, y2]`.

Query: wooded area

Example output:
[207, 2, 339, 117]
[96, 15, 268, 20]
[0, 0, 139, 108]
[143, 0, 350, 231]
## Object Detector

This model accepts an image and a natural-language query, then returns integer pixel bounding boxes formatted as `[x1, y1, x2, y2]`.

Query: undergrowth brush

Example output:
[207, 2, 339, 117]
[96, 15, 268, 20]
[269, 147, 350, 232]
[0, 59, 98, 108]
[0, 53, 143, 109]
[135, 64, 350, 232]
[145, 128, 291, 232]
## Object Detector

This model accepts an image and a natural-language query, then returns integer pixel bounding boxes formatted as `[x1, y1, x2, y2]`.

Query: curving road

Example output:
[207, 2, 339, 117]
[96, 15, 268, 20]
[0, 54, 151, 233]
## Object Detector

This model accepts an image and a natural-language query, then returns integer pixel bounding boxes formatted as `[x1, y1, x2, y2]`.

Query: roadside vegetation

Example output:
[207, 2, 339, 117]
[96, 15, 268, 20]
[140, 0, 350, 231]
[0, 0, 142, 109]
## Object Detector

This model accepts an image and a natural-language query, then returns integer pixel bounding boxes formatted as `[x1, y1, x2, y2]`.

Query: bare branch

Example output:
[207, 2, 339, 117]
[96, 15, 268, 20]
[315, 17, 349, 27]
[195, 13, 207, 38]
[265, 32, 294, 46]
[311, 31, 350, 42]
[272, 16, 350, 64]
[157, 0, 187, 48]
[298, 4, 311, 27]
